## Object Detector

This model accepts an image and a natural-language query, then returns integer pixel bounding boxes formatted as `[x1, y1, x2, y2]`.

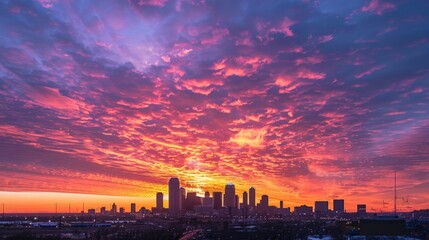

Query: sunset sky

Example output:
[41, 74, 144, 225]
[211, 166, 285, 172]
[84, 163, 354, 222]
[0, 0, 428, 213]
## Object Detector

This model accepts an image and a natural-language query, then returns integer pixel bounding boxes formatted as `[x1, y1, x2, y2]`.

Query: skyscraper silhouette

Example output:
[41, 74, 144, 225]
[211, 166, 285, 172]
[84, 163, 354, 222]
[224, 183, 235, 208]
[249, 187, 256, 208]
[156, 192, 163, 209]
[168, 178, 180, 214]
[213, 192, 222, 209]
[333, 199, 345, 213]
[243, 191, 248, 207]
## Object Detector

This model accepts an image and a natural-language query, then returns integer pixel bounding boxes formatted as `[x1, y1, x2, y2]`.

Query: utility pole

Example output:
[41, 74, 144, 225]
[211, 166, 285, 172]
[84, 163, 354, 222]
[394, 171, 397, 216]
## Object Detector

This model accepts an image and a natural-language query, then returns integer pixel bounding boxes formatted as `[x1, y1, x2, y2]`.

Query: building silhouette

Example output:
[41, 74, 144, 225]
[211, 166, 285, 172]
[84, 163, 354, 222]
[180, 187, 186, 211]
[315, 201, 329, 213]
[111, 203, 117, 214]
[168, 177, 180, 214]
[130, 203, 136, 213]
[156, 192, 163, 209]
[243, 191, 248, 207]
[213, 192, 222, 209]
[294, 205, 313, 215]
[249, 187, 256, 209]
[224, 183, 235, 208]
[333, 199, 344, 213]
[357, 204, 366, 214]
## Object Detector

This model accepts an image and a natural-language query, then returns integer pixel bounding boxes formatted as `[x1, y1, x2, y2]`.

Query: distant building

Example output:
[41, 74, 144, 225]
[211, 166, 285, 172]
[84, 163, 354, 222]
[357, 204, 366, 214]
[259, 195, 269, 213]
[88, 209, 96, 215]
[249, 187, 256, 208]
[111, 203, 117, 214]
[333, 199, 344, 213]
[130, 203, 136, 213]
[260, 195, 269, 208]
[119, 207, 124, 214]
[180, 187, 186, 210]
[280, 200, 283, 209]
[213, 192, 222, 209]
[168, 178, 180, 214]
[202, 192, 213, 206]
[294, 205, 313, 215]
[100, 207, 106, 214]
[185, 192, 201, 211]
[315, 201, 329, 213]
[224, 183, 235, 208]
[235, 195, 239, 209]
[243, 191, 248, 207]
[156, 192, 163, 209]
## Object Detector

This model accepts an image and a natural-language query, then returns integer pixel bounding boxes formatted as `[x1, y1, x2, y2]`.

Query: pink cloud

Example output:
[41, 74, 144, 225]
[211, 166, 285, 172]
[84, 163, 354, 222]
[318, 35, 333, 43]
[362, 0, 395, 15]
[36, 0, 57, 8]
[137, 0, 169, 7]
[355, 65, 384, 79]
[270, 17, 296, 37]
[201, 28, 229, 45]
[27, 86, 81, 111]
[297, 69, 326, 80]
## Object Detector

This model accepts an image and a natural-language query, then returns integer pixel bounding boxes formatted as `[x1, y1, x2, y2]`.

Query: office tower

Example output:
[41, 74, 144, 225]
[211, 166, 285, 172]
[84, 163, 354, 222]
[202, 192, 213, 206]
[130, 203, 136, 213]
[280, 200, 283, 209]
[88, 209, 96, 215]
[357, 204, 366, 214]
[185, 192, 201, 211]
[249, 187, 256, 208]
[243, 191, 248, 207]
[294, 205, 313, 215]
[100, 207, 106, 214]
[224, 183, 235, 208]
[315, 201, 329, 213]
[168, 177, 180, 214]
[235, 195, 239, 209]
[180, 187, 186, 210]
[260, 195, 269, 207]
[111, 203, 117, 214]
[119, 207, 124, 214]
[213, 192, 222, 209]
[156, 192, 163, 209]
[333, 199, 345, 213]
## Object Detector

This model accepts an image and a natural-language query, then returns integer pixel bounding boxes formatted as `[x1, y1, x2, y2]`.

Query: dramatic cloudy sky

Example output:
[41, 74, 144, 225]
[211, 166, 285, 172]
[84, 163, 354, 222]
[0, 0, 428, 212]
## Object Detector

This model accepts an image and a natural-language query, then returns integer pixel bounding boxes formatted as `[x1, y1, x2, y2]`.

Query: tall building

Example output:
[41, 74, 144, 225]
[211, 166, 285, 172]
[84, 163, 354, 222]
[243, 191, 248, 207]
[156, 192, 163, 209]
[168, 177, 180, 214]
[130, 203, 136, 213]
[119, 207, 124, 214]
[280, 200, 283, 209]
[180, 187, 186, 210]
[202, 192, 213, 206]
[111, 203, 117, 214]
[224, 183, 235, 208]
[185, 192, 202, 211]
[249, 187, 256, 208]
[235, 195, 239, 209]
[260, 195, 269, 208]
[315, 201, 329, 213]
[213, 192, 222, 209]
[100, 206, 106, 214]
[333, 199, 344, 213]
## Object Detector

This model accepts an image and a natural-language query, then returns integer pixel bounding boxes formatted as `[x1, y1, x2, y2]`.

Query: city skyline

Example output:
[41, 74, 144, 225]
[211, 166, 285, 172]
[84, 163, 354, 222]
[1, 0, 429, 213]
